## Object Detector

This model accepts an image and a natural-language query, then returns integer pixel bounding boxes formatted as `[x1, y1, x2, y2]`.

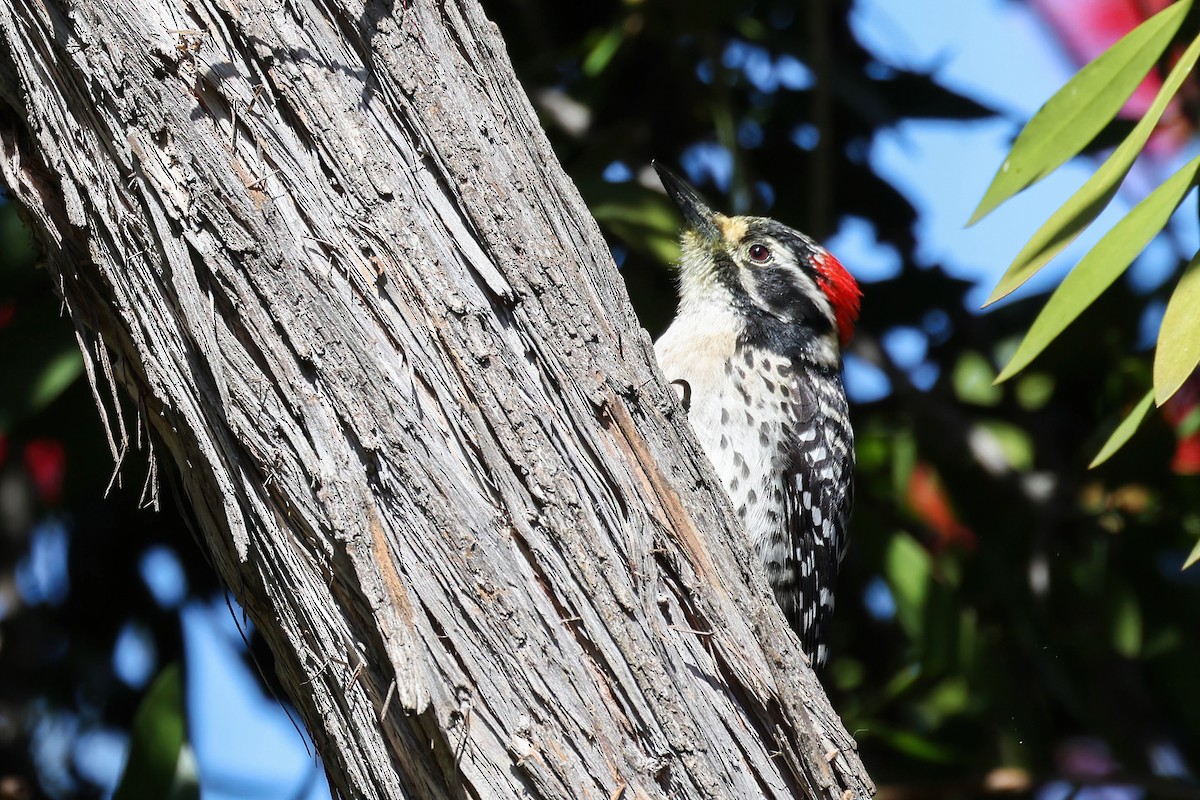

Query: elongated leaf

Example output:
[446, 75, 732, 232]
[582, 26, 623, 76]
[968, 0, 1193, 225]
[871, 724, 958, 764]
[1184, 532, 1200, 569]
[114, 663, 196, 800]
[985, 31, 1200, 306]
[1090, 389, 1154, 468]
[1112, 590, 1142, 658]
[1178, 404, 1200, 436]
[886, 533, 931, 640]
[1154, 252, 1200, 404]
[997, 154, 1200, 382]
[592, 197, 682, 263]
[28, 348, 84, 410]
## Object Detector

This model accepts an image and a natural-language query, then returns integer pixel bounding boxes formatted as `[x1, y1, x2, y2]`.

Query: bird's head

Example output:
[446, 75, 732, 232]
[655, 162, 861, 350]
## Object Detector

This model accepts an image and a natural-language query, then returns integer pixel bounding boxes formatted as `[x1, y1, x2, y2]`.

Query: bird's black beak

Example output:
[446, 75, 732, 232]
[653, 161, 722, 243]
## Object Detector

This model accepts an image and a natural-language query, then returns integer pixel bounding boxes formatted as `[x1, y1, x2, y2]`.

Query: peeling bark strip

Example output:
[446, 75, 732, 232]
[0, 0, 874, 797]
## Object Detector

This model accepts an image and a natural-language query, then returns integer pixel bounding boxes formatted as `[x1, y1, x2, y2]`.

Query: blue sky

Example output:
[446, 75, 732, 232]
[183, 601, 327, 800]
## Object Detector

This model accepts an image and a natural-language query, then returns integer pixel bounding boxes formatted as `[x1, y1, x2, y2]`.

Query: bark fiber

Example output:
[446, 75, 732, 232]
[0, 0, 874, 797]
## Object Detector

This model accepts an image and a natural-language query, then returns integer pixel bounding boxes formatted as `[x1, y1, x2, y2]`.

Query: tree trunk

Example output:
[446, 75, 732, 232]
[0, 0, 874, 797]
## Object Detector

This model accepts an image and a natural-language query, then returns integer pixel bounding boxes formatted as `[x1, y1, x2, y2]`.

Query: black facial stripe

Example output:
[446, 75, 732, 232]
[711, 251, 757, 308]
[741, 308, 833, 357]
[750, 265, 831, 326]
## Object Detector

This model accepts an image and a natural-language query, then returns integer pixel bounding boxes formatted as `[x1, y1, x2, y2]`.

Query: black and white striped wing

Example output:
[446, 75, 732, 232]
[779, 374, 854, 667]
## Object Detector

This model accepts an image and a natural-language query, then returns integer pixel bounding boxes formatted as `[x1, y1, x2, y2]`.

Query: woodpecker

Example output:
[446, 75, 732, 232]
[652, 163, 860, 668]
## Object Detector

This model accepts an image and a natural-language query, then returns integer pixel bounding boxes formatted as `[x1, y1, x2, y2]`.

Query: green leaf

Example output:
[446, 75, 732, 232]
[869, 723, 958, 763]
[1112, 591, 1142, 658]
[1154, 252, 1200, 404]
[968, 0, 1193, 225]
[886, 533, 932, 639]
[1184, 532, 1200, 569]
[830, 657, 865, 691]
[985, 30, 1200, 306]
[582, 26, 623, 76]
[924, 677, 970, 722]
[1015, 373, 1055, 410]
[592, 197, 681, 264]
[890, 429, 917, 504]
[979, 420, 1034, 471]
[1178, 404, 1200, 437]
[953, 351, 1001, 406]
[0, 303, 83, 430]
[114, 663, 198, 800]
[880, 663, 922, 701]
[28, 348, 84, 410]
[1089, 389, 1155, 468]
[1143, 626, 1183, 658]
[996, 154, 1200, 382]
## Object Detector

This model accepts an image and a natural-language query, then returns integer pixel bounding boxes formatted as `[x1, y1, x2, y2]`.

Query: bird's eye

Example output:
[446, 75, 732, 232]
[748, 244, 772, 263]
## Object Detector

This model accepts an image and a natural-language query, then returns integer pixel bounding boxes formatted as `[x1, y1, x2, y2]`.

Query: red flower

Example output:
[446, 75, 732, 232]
[1032, 0, 1192, 154]
[23, 439, 65, 504]
[1164, 371, 1200, 474]
[1171, 433, 1200, 474]
[907, 462, 977, 551]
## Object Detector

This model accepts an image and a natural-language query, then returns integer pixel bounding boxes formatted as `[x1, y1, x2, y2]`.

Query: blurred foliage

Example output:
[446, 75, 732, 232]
[1, 0, 1199, 798]
[112, 664, 197, 800]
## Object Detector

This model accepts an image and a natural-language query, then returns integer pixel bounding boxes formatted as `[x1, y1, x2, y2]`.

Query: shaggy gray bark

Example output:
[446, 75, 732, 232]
[0, 0, 874, 797]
